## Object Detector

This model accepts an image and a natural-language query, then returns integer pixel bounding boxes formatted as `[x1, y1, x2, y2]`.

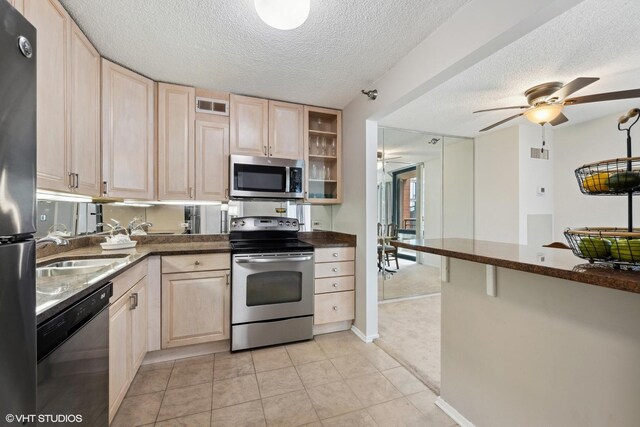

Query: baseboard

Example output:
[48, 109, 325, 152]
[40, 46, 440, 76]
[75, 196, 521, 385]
[435, 397, 475, 427]
[350, 325, 379, 343]
[313, 320, 352, 335]
[141, 340, 230, 365]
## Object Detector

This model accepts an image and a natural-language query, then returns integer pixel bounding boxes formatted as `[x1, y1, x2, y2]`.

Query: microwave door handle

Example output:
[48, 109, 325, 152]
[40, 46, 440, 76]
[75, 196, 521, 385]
[285, 167, 290, 194]
[236, 255, 313, 264]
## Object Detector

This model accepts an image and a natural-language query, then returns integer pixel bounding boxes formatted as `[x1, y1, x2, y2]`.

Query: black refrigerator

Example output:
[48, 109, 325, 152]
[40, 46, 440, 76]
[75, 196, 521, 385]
[0, 0, 37, 423]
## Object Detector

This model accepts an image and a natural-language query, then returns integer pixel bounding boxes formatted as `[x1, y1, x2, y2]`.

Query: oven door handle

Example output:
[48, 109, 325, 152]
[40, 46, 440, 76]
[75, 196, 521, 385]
[235, 255, 313, 264]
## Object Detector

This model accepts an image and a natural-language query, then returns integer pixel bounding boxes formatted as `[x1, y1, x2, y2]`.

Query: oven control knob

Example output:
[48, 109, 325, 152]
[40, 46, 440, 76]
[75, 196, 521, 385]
[285, 221, 291, 226]
[241, 220, 246, 226]
[279, 221, 284, 226]
[232, 221, 237, 227]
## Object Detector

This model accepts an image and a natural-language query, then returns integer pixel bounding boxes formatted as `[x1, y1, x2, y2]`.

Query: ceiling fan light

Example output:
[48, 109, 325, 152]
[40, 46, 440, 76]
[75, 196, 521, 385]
[254, 0, 310, 30]
[524, 104, 564, 125]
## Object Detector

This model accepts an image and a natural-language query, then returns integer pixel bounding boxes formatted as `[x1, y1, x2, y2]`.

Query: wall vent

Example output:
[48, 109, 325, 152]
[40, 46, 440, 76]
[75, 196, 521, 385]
[530, 147, 549, 160]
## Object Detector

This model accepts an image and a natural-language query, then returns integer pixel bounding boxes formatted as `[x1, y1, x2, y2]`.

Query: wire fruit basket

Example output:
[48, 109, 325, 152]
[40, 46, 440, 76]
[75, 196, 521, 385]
[575, 157, 640, 195]
[564, 227, 640, 265]
[565, 108, 640, 267]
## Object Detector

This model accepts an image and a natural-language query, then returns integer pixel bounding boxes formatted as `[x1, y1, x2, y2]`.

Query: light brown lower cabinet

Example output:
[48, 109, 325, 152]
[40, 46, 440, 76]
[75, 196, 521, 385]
[109, 276, 147, 423]
[313, 246, 356, 326]
[161, 258, 230, 349]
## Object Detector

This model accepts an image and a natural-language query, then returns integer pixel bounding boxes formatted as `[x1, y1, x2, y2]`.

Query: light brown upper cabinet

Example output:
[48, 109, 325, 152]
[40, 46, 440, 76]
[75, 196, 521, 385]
[229, 94, 269, 157]
[25, 0, 101, 196]
[157, 83, 195, 200]
[102, 59, 156, 200]
[195, 119, 229, 201]
[269, 100, 304, 160]
[304, 106, 342, 204]
[69, 22, 101, 196]
[24, 0, 70, 193]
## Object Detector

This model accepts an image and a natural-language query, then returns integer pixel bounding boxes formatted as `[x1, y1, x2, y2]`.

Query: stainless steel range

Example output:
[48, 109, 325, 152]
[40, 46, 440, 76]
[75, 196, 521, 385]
[230, 216, 314, 351]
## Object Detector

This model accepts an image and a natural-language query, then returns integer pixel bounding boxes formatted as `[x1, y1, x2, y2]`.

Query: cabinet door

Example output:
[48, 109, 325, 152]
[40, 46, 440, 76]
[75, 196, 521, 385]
[69, 22, 101, 196]
[24, 0, 70, 192]
[269, 100, 304, 160]
[162, 270, 230, 348]
[109, 293, 131, 423]
[158, 83, 195, 200]
[102, 59, 155, 199]
[229, 94, 268, 157]
[195, 120, 229, 201]
[130, 277, 148, 375]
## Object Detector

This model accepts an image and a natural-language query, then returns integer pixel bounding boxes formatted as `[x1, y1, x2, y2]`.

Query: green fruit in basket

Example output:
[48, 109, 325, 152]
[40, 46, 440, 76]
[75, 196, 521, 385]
[577, 237, 611, 258]
[606, 172, 640, 191]
[610, 239, 640, 262]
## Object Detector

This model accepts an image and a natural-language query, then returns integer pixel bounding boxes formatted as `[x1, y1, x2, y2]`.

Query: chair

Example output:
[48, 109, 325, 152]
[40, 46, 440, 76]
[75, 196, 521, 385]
[384, 223, 399, 269]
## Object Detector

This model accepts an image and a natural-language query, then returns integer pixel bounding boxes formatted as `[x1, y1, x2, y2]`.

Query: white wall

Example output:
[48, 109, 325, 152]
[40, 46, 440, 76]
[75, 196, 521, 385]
[554, 112, 640, 241]
[474, 126, 520, 243]
[518, 124, 554, 244]
[443, 137, 474, 239]
[335, 0, 582, 339]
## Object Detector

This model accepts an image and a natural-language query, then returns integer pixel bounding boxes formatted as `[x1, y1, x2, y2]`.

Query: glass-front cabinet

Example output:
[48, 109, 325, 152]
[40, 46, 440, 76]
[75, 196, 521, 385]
[304, 106, 342, 204]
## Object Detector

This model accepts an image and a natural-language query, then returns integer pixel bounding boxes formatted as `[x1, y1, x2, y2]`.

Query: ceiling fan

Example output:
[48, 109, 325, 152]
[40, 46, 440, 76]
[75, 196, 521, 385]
[474, 77, 640, 132]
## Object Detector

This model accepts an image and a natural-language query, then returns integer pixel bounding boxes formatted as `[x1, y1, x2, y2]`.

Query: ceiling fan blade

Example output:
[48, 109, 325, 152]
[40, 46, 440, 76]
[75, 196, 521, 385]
[473, 106, 529, 113]
[565, 89, 640, 105]
[549, 112, 569, 126]
[479, 112, 525, 132]
[548, 77, 599, 101]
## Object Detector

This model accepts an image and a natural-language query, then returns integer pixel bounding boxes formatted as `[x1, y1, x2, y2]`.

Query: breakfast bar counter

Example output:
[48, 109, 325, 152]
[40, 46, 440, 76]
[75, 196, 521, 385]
[391, 238, 640, 293]
[391, 238, 640, 426]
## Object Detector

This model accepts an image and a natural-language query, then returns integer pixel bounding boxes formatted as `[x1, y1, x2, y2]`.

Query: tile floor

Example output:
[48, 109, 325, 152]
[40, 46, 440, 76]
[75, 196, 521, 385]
[112, 331, 457, 427]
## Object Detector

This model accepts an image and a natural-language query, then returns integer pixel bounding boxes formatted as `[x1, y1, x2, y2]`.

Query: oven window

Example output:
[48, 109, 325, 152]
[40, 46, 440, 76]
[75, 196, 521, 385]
[235, 164, 286, 192]
[246, 271, 302, 306]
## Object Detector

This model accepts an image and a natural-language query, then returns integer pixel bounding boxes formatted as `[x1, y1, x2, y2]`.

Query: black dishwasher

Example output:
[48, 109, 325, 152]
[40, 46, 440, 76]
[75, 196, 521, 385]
[37, 283, 112, 426]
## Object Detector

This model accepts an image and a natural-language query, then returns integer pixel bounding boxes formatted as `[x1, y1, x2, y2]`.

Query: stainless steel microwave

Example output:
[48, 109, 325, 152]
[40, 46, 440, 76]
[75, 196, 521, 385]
[230, 155, 304, 200]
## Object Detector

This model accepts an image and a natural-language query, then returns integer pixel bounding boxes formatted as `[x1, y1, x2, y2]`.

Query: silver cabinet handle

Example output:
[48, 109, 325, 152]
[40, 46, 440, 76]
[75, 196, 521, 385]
[263, 146, 267, 156]
[194, 260, 200, 266]
[74, 173, 79, 189]
[129, 293, 136, 310]
[332, 283, 338, 288]
[225, 188, 229, 199]
[269, 146, 273, 156]
[226, 273, 230, 286]
[332, 253, 339, 257]
[68, 172, 74, 189]
[236, 255, 313, 264]
[332, 267, 338, 272]
[133, 292, 139, 309]
[189, 187, 194, 198]
[103, 181, 108, 195]
[332, 306, 338, 311]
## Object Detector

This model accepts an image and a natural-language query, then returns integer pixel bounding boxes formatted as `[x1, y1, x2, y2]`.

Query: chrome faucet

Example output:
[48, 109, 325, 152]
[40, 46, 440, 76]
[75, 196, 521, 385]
[36, 235, 69, 246]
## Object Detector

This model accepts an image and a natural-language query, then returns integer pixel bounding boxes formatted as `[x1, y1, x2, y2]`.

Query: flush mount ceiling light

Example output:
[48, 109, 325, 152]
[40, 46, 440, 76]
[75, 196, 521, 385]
[254, 0, 310, 30]
[523, 103, 564, 125]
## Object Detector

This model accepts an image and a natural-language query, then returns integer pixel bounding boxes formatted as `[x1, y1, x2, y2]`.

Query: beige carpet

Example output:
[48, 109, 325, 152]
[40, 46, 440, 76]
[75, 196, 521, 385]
[376, 294, 441, 393]
[378, 258, 442, 300]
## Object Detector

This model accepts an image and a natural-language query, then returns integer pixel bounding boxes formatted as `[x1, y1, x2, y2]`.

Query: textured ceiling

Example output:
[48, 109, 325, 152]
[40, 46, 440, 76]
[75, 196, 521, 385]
[380, 0, 640, 137]
[60, 0, 470, 108]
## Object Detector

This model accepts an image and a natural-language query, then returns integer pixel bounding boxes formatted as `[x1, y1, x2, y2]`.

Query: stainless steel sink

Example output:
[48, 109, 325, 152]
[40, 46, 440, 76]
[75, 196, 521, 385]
[37, 265, 106, 278]
[42, 258, 124, 268]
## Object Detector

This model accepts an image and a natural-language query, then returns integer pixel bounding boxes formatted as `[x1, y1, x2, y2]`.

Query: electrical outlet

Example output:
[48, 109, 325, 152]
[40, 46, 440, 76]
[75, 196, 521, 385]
[312, 221, 321, 228]
[40, 214, 47, 222]
[537, 186, 545, 195]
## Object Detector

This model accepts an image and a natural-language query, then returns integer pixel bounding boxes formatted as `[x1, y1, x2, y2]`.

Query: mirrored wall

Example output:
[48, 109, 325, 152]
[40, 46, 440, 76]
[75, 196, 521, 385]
[377, 127, 474, 301]
[35, 200, 334, 238]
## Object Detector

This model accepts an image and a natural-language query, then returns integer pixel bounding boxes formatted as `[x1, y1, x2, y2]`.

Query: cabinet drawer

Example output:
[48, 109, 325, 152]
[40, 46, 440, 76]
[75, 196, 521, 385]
[162, 253, 230, 273]
[315, 261, 354, 278]
[314, 291, 354, 325]
[315, 247, 355, 263]
[315, 276, 354, 294]
[111, 259, 148, 303]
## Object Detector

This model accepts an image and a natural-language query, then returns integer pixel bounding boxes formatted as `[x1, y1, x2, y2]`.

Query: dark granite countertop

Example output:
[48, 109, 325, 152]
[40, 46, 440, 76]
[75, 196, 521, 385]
[299, 231, 356, 247]
[391, 238, 640, 294]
